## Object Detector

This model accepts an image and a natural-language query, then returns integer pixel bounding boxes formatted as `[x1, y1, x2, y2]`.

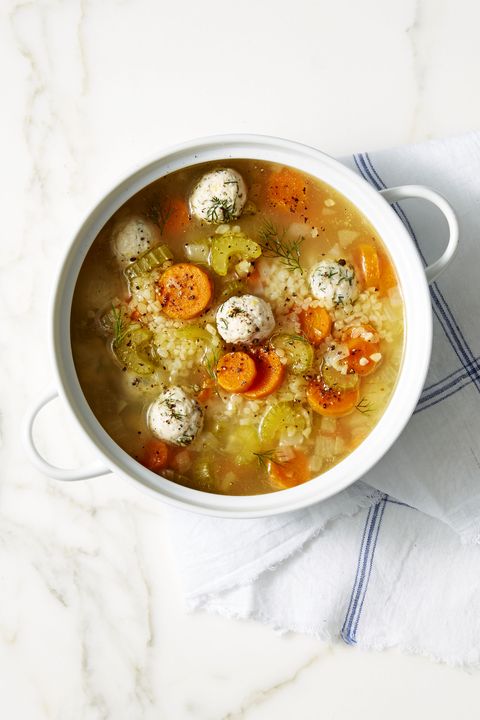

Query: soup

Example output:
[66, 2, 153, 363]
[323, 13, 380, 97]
[71, 160, 404, 495]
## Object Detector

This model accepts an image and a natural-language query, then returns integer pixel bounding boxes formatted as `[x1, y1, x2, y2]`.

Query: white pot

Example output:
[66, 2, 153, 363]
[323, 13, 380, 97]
[23, 135, 458, 517]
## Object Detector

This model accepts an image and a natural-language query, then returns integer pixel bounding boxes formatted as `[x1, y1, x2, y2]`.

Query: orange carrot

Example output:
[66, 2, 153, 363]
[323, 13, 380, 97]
[197, 387, 212, 403]
[306, 379, 360, 417]
[142, 439, 169, 472]
[353, 243, 381, 289]
[300, 306, 332, 345]
[162, 197, 190, 236]
[378, 252, 398, 297]
[130, 309, 141, 321]
[157, 263, 213, 319]
[266, 167, 309, 216]
[246, 266, 261, 284]
[343, 324, 381, 376]
[269, 450, 310, 489]
[243, 349, 285, 399]
[216, 352, 257, 394]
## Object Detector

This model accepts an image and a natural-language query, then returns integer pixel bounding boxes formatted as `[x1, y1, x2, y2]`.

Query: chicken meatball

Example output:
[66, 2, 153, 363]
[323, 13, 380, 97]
[190, 168, 247, 224]
[310, 259, 359, 307]
[111, 216, 160, 267]
[216, 294, 275, 344]
[147, 386, 203, 446]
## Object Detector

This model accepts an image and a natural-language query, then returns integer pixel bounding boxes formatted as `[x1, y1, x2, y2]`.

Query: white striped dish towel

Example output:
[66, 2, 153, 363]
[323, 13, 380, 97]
[168, 132, 480, 666]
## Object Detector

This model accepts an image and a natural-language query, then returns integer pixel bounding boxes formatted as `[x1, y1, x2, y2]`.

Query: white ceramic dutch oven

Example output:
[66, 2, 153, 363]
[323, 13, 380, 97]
[23, 134, 458, 517]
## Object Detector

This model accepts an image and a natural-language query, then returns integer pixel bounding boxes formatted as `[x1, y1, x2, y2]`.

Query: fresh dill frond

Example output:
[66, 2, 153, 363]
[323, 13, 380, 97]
[202, 347, 220, 382]
[145, 196, 173, 234]
[206, 196, 236, 223]
[253, 449, 286, 471]
[111, 305, 128, 348]
[355, 397, 375, 415]
[161, 397, 186, 422]
[257, 220, 304, 273]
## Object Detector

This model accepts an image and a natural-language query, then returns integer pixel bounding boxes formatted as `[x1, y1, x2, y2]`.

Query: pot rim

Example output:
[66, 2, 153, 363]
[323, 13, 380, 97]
[50, 133, 432, 517]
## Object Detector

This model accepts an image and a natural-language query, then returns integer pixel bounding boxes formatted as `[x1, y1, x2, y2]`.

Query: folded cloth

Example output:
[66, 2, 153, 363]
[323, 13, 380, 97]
[187, 497, 480, 667]
[168, 133, 480, 664]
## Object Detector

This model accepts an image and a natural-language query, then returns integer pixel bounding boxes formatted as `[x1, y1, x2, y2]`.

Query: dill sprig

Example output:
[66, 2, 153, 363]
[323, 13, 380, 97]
[202, 347, 220, 382]
[111, 305, 128, 348]
[206, 196, 236, 223]
[257, 220, 304, 273]
[253, 449, 286, 471]
[160, 397, 186, 422]
[145, 196, 173, 234]
[355, 397, 375, 415]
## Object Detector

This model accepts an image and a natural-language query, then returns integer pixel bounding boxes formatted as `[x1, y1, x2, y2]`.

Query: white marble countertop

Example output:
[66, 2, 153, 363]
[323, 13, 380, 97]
[3, 0, 480, 717]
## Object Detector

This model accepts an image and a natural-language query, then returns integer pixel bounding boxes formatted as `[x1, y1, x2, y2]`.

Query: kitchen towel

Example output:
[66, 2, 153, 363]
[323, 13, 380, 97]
[168, 132, 480, 665]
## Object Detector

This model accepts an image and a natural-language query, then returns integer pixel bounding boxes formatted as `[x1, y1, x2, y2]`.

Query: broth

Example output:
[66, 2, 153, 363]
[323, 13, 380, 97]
[71, 160, 404, 495]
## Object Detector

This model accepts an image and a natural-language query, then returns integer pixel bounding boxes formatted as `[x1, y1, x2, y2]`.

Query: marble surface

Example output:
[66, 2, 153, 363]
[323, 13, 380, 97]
[3, 0, 480, 717]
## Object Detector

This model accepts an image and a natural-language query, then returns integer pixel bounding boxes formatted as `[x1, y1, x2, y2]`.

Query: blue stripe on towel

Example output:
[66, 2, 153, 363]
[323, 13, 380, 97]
[341, 497, 413, 645]
[341, 495, 387, 644]
[415, 361, 480, 411]
[421, 357, 480, 395]
[353, 152, 480, 402]
[414, 374, 476, 413]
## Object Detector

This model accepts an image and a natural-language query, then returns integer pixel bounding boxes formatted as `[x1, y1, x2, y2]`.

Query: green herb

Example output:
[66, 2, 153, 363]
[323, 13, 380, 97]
[253, 449, 286, 471]
[325, 268, 339, 279]
[161, 397, 186, 422]
[257, 220, 304, 273]
[111, 305, 128, 348]
[177, 434, 193, 446]
[145, 197, 173, 234]
[203, 347, 220, 382]
[355, 397, 375, 415]
[206, 196, 236, 223]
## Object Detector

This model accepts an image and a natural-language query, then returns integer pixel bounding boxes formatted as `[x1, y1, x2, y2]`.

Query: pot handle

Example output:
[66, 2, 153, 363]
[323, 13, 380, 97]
[23, 387, 111, 481]
[379, 185, 459, 284]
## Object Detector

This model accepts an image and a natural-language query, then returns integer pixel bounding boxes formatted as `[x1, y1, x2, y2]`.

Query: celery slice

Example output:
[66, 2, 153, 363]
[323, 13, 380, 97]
[259, 402, 306, 443]
[225, 424, 261, 465]
[191, 456, 215, 486]
[219, 279, 246, 303]
[270, 334, 313, 374]
[322, 364, 359, 390]
[210, 232, 261, 276]
[174, 325, 216, 344]
[113, 323, 157, 375]
[184, 240, 210, 264]
[125, 244, 173, 279]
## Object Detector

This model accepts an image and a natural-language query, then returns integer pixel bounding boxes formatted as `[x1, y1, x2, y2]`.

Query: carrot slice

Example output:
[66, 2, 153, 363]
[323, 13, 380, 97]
[269, 450, 310, 489]
[266, 167, 309, 216]
[157, 263, 213, 319]
[216, 352, 257, 393]
[353, 243, 380, 289]
[243, 349, 285, 399]
[142, 439, 169, 472]
[300, 306, 332, 346]
[378, 252, 398, 297]
[162, 197, 190, 236]
[307, 379, 360, 417]
[343, 324, 381, 376]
